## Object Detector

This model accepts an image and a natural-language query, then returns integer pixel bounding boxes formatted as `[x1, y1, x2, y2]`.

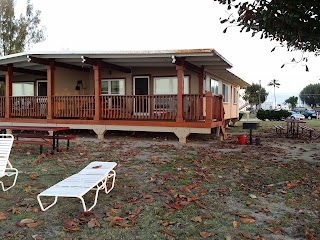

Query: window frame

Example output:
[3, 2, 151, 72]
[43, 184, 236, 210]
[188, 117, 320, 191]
[222, 83, 229, 103]
[153, 76, 189, 95]
[101, 78, 125, 96]
[12, 82, 34, 96]
[233, 87, 238, 104]
[210, 78, 219, 96]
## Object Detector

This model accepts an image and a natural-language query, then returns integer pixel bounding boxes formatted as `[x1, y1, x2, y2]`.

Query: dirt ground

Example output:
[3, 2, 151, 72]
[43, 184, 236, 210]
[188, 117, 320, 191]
[1, 129, 319, 239]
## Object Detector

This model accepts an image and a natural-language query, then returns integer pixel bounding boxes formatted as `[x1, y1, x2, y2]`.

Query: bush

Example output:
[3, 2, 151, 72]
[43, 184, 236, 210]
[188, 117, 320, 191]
[257, 109, 291, 121]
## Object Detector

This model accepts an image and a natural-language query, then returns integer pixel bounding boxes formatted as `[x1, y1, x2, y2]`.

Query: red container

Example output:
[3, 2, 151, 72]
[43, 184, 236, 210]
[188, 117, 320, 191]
[238, 135, 247, 145]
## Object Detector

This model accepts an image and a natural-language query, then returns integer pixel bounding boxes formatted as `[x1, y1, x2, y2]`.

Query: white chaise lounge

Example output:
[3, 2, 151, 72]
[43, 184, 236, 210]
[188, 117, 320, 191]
[37, 161, 117, 212]
[0, 134, 18, 192]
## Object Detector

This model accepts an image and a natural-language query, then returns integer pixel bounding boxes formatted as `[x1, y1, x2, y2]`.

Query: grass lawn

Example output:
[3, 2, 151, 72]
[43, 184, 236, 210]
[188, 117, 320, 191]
[0, 122, 319, 239]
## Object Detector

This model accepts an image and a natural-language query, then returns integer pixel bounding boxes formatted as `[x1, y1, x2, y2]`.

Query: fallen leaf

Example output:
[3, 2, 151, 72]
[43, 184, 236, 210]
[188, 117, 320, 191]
[27, 221, 42, 228]
[0, 212, 7, 220]
[162, 211, 173, 219]
[200, 232, 212, 238]
[160, 221, 175, 226]
[287, 180, 300, 189]
[233, 220, 238, 228]
[267, 227, 283, 234]
[161, 229, 176, 237]
[191, 216, 202, 222]
[32, 234, 44, 240]
[187, 197, 199, 202]
[88, 218, 100, 228]
[20, 218, 35, 225]
[29, 173, 39, 180]
[92, 165, 102, 169]
[81, 211, 94, 217]
[249, 194, 257, 199]
[170, 203, 182, 209]
[237, 214, 256, 224]
[63, 219, 81, 232]
[305, 230, 314, 240]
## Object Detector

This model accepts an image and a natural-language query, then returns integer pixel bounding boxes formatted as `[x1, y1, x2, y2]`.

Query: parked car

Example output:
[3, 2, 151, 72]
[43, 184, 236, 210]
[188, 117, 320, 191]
[299, 109, 317, 120]
[288, 110, 305, 120]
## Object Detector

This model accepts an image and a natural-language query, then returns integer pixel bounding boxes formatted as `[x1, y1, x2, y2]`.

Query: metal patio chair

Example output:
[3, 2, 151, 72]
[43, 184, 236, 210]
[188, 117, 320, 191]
[0, 134, 18, 191]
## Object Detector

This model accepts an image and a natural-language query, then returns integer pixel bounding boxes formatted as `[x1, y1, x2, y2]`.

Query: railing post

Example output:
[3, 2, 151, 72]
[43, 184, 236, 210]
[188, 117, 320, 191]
[218, 94, 224, 121]
[5, 64, 13, 119]
[93, 63, 101, 121]
[47, 60, 55, 120]
[198, 71, 204, 117]
[205, 92, 213, 123]
[176, 65, 184, 122]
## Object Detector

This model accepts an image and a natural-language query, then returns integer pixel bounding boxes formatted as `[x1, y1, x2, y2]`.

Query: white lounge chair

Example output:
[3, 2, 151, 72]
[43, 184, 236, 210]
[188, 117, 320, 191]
[0, 134, 18, 192]
[37, 161, 117, 212]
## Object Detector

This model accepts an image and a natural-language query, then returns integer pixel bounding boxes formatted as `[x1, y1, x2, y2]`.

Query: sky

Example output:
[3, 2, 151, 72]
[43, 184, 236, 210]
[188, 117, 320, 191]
[16, 0, 320, 106]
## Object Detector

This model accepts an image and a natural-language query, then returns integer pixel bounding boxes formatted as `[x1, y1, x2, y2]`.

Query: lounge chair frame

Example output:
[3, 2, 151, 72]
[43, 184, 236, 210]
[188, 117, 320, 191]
[37, 161, 116, 212]
[0, 134, 18, 192]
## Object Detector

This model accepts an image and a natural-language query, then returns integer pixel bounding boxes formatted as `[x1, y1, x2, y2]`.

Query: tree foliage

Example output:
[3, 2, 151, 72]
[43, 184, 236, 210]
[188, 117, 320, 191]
[243, 83, 268, 107]
[299, 83, 320, 106]
[285, 96, 298, 109]
[214, 0, 320, 54]
[0, 0, 45, 56]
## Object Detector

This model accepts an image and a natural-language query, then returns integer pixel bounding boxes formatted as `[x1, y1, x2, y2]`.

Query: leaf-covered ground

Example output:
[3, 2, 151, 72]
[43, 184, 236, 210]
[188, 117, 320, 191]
[0, 127, 319, 240]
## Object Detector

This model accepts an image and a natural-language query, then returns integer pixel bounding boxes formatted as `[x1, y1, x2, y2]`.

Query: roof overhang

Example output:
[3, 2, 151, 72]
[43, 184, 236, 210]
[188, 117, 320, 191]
[0, 49, 249, 86]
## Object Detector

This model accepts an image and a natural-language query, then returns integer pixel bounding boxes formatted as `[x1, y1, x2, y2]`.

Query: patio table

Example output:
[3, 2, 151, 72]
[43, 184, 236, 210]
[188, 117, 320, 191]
[0, 126, 70, 154]
[284, 119, 306, 138]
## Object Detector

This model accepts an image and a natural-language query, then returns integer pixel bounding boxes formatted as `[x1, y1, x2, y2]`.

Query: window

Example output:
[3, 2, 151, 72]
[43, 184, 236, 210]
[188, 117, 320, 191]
[222, 83, 229, 102]
[154, 76, 189, 94]
[101, 79, 125, 95]
[101, 79, 125, 109]
[12, 82, 34, 96]
[233, 87, 238, 104]
[210, 78, 219, 95]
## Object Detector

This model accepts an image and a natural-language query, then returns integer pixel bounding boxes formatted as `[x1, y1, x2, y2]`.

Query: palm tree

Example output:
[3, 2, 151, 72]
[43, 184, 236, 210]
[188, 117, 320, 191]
[268, 79, 280, 109]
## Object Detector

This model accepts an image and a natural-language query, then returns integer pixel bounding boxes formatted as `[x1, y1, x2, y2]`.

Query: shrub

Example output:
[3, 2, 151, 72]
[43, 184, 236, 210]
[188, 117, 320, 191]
[257, 109, 291, 121]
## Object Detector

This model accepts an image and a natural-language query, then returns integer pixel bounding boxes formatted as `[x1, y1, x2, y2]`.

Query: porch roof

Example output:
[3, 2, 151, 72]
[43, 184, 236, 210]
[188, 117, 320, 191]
[0, 49, 249, 87]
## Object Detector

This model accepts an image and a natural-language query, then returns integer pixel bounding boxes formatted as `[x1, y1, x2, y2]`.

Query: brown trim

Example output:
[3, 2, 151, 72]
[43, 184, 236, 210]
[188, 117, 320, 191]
[176, 65, 184, 122]
[46, 60, 55, 119]
[82, 56, 131, 74]
[174, 57, 203, 74]
[0, 118, 218, 128]
[28, 56, 90, 72]
[0, 65, 47, 76]
[5, 64, 13, 118]
[93, 64, 101, 120]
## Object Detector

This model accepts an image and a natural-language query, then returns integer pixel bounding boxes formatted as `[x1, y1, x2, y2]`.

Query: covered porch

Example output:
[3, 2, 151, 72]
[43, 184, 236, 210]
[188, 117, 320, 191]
[0, 49, 248, 143]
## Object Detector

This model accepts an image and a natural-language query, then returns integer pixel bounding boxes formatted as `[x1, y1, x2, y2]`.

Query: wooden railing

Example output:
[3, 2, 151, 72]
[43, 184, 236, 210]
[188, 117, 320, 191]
[183, 94, 204, 121]
[0, 96, 5, 117]
[10, 96, 47, 118]
[53, 96, 95, 119]
[2, 94, 223, 122]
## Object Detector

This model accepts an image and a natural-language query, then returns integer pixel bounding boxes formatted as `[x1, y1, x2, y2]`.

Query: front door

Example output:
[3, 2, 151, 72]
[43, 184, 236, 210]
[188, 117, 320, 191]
[133, 76, 149, 115]
[37, 80, 47, 96]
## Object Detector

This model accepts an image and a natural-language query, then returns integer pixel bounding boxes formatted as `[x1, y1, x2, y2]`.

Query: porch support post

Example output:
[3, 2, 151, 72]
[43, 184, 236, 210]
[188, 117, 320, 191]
[93, 64, 101, 121]
[198, 70, 204, 117]
[205, 92, 213, 123]
[47, 60, 55, 120]
[5, 64, 13, 119]
[176, 64, 184, 123]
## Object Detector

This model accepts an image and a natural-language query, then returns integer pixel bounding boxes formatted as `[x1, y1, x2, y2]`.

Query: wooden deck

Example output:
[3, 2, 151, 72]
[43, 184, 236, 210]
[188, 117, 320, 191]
[0, 93, 223, 123]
